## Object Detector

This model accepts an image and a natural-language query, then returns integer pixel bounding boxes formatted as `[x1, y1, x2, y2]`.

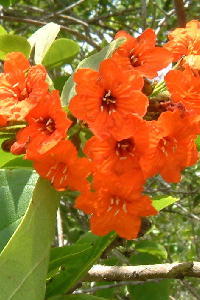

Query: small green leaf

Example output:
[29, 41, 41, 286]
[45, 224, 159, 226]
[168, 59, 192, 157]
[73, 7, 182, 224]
[0, 35, 31, 59]
[135, 240, 168, 260]
[46, 232, 116, 297]
[42, 38, 80, 68]
[28, 22, 60, 64]
[61, 37, 125, 106]
[152, 196, 179, 211]
[0, 177, 60, 300]
[0, 170, 38, 252]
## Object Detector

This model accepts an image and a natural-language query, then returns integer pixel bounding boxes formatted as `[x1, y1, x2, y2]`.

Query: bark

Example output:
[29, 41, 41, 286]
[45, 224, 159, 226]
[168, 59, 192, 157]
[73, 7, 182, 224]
[85, 262, 200, 282]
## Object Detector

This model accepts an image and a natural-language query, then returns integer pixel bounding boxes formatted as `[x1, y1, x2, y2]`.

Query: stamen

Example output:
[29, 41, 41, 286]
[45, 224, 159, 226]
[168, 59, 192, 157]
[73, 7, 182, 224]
[115, 197, 120, 206]
[122, 203, 127, 213]
[50, 175, 55, 184]
[63, 166, 68, 174]
[13, 82, 19, 88]
[114, 209, 120, 216]
[107, 206, 112, 212]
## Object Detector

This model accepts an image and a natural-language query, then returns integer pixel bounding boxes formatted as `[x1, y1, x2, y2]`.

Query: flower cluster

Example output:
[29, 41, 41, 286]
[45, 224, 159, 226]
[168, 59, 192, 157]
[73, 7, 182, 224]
[70, 22, 200, 239]
[1, 52, 91, 194]
[1, 20, 200, 240]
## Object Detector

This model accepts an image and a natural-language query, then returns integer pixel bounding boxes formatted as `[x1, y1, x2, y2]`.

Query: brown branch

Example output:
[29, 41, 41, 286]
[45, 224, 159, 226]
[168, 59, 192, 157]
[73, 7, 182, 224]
[173, 0, 186, 27]
[85, 262, 200, 282]
[0, 15, 100, 50]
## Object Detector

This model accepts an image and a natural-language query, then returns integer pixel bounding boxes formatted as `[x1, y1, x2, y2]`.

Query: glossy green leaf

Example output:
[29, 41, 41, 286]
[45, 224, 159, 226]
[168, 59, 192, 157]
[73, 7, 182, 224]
[152, 196, 179, 211]
[53, 75, 70, 92]
[48, 243, 93, 273]
[0, 169, 38, 252]
[135, 240, 168, 260]
[0, 177, 60, 300]
[129, 253, 171, 300]
[0, 34, 31, 59]
[61, 37, 125, 106]
[2, 156, 33, 169]
[0, 25, 7, 35]
[42, 38, 80, 68]
[46, 232, 116, 297]
[28, 22, 60, 64]
[0, 138, 32, 169]
[48, 295, 107, 300]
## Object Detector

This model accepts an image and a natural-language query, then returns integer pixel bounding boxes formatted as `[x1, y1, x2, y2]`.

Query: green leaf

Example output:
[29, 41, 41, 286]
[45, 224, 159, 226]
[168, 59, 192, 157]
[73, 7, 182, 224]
[48, 243, 93, 273]
[48, 295, 107, 300]
[195, 135, 200, 151]
[0, 177, 60, 300]
[0, 169, 38, 252]
[61, 37, 125, 106]
[152, 195, 179, 211]
[46, 232, 116, 297]
[129, 253, 171, 300]
[42, 38, 80, 69]
[0, 34, 31, 59]
[0, 138, 32, 169]
[135, 240, 168, 260]
[0, 25, 7, 35]
[28, 22, 60, 64]
[53, 75, 70, 92]
[2, 156, 33, 169]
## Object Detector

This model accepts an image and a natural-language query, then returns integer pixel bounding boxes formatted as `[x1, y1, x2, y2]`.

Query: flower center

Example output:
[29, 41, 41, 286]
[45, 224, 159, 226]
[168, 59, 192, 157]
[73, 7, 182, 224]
[46, 162, 68, 185]
[106, 196, 128, 215]
[115, 138, 134, 159]
[13, 82, 32, 102]
[37, 117, 56, 135]
[130, 50, 141, 67]
[101, 90, 116, 114]
[159, 136, 178, 155]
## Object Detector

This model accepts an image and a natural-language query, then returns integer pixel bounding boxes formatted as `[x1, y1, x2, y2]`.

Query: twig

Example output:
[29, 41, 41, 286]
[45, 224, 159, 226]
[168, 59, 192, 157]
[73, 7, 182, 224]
[74, 279, 163, 294]
[47, 0, 86, 18]
[175, 203, 200, 221]
[85, 262, 200, 282]
[180, 279, 200, 300]
[88, 7, 135, 23]
[0, 15, 100, 49]
[173, 0, 186, 27]
[141, 0, 147, 30]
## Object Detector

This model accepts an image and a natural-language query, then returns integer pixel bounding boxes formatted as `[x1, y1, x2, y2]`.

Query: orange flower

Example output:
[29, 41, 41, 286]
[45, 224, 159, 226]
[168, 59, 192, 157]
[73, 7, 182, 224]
[11, 90, 72, 158]
[111, 29, 172, 79]
[69, 59, 148, 138]
[164, 20, 200, 63]
[140, 110, 198, 182]
[33, 140, 91, 192]
[0, 52, 49, 125]
[75, 180, 157, 239]
[165, 67, 200, 113]
[84, 115, 149, 178]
